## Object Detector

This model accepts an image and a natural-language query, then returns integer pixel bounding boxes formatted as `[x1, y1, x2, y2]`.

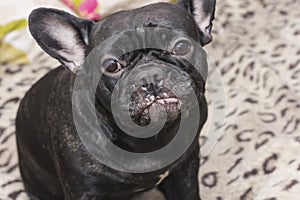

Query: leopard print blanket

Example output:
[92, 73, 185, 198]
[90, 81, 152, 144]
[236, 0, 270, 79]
[0, 0, 299, 199]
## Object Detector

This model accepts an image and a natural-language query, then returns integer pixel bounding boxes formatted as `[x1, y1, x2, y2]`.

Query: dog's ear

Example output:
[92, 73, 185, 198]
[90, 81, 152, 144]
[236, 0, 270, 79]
[177, 0, 216, 45]
[29, 8, 94, 73]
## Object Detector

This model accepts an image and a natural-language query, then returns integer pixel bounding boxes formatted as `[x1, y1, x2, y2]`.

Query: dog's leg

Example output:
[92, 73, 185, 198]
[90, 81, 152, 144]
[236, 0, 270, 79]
[130, 189, 166, 200]
[158, 148, 200, 200]
[27, 193, 53, 200]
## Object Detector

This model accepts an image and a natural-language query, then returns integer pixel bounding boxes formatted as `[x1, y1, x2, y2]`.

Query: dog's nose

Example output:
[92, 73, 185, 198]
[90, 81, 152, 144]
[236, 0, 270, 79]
[141, 82, 162, 95]
[135, 67, 164, 95]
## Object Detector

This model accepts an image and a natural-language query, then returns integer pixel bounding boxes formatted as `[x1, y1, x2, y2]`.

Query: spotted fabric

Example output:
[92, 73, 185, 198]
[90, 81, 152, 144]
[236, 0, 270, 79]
[200, 0, 300, 199]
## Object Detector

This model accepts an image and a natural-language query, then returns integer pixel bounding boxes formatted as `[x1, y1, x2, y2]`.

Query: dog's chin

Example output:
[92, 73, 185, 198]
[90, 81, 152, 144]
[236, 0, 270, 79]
[130, 96, 181, 127]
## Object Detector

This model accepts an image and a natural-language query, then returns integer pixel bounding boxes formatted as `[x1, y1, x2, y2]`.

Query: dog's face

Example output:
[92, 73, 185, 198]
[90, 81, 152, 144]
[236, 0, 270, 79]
[29, 1, 215, 128]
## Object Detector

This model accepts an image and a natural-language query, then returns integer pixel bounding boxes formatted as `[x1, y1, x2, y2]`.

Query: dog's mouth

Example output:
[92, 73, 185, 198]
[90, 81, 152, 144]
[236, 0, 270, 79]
[129, 88, 182, 126]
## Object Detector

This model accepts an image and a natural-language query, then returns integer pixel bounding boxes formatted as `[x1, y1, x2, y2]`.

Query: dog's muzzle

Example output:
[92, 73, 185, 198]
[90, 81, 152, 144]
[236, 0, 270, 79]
[126, 64, 193, 126]
[129, 85, 182, 126]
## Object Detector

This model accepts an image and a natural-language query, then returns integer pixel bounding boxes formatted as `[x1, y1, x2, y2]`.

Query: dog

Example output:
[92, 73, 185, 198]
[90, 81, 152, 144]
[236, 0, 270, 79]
[16, 0, 216, 199]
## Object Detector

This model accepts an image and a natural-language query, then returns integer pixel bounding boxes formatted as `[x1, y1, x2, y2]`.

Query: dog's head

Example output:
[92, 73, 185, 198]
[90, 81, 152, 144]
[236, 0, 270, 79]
[29, 0, 215, 127]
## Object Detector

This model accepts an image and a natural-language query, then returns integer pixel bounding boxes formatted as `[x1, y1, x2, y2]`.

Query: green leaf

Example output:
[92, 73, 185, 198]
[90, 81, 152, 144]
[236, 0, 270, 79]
[0, 19, 27, 40]
[0, 42, 29, 65]
[72, 0, 83, 8]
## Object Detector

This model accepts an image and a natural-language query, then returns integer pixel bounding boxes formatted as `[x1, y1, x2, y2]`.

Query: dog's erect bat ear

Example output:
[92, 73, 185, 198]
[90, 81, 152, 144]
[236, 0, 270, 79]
[29, 8, 94, 73]
[177, 0, 216, 46]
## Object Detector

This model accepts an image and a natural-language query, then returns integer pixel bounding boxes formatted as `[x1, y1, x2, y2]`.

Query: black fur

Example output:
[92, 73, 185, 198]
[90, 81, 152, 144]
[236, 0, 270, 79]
[16, 1, 216, 200]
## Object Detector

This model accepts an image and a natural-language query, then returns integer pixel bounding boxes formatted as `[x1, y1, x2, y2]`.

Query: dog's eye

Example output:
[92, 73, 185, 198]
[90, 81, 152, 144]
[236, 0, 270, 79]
[172, 40, 190, 56]
[104, 59, 122, 73]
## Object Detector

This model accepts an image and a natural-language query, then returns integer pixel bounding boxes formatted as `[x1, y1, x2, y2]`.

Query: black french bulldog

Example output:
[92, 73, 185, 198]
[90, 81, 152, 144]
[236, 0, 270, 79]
[16, 0, 216, 200]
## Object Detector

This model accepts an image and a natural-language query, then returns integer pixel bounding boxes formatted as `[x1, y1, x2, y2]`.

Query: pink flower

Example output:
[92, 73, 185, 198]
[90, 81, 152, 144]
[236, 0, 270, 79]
[62, 0, 74, 9]
[79, 0, 100, 20]
[61, 0, 100, 21]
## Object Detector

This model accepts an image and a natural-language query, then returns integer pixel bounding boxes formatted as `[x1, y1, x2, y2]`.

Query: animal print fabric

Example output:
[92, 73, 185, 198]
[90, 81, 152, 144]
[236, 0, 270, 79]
[200, 0, 300, 199]
[0, 0, 299, 200]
